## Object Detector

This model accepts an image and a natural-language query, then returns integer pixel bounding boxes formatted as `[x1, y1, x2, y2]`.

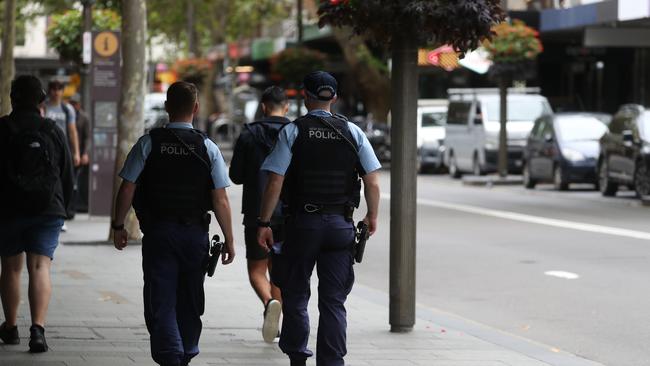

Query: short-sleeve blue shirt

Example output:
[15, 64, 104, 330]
[119, 122, 230, 189]
[261, 110, 382, 176]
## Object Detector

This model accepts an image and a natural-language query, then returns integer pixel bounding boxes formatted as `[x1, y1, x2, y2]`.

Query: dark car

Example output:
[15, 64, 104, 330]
[350, 117, 391, 162]
[523, 113, 609, 190]
[598, 104, 650, 197]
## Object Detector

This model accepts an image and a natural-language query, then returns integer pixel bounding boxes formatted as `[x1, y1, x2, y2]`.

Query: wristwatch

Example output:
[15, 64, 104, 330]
[111, 221, 125, 231]
[257, 218, 271, 228]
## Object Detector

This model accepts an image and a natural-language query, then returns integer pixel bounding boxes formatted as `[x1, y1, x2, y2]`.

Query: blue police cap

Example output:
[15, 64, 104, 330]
[303, 71, 338, 101]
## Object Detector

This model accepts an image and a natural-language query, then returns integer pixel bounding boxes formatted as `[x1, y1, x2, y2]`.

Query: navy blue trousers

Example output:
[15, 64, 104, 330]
[274, 213, 355, 366]
[141, 222, 209, 366]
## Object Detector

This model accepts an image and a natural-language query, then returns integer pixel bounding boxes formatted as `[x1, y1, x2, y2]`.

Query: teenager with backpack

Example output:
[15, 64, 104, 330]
[229, 86, 289, 343]
[0, 75, 75, 352]
[44, 81, 80, 225]
[44, 80, 80, 168]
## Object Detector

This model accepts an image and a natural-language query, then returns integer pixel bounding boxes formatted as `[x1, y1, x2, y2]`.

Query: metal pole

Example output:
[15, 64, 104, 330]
[389, 32, 418, 333]
[81, 0, 94, 118]
[498, 78, 508, 178]
[295, 0, 303, 115]
[596, 61, 604, 112]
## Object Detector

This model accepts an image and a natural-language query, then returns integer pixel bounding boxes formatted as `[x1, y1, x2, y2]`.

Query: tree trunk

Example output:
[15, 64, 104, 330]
[186, 0, 200, 57]
[332, 27, 391, 123]
[389, 32, 418, 333]
[498, 78, 509, 177]
[112, 0, 147, 240]
[0, 0, 17, 115]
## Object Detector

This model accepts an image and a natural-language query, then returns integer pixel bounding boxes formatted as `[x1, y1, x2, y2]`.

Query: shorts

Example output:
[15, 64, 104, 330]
[0, 215, 64, 259]
[244, 224, 284, 261]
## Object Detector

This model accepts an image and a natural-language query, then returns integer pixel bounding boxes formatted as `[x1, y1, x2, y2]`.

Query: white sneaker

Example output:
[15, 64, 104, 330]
[262, 299, 281, 343]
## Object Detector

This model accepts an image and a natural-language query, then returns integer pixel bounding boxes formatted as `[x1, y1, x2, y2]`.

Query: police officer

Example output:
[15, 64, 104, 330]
[257, 71, 381, 366]
[112, 81, 235, 366]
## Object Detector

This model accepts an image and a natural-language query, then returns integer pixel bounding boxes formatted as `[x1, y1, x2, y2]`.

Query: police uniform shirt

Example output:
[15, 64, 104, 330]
[119, 122, 231, 188]
[261, 110, 381, 176]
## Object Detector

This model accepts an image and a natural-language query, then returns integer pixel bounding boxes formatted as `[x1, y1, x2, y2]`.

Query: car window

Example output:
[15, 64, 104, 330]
[447, 102, 471, 125]
[541, 119, 553, 138]
[640, 112, 650, 140]
[485, 99, 552, 122]
[530, 119, 543, 139]
[555, 116, 608, 142]
[421, 112, 446, 127]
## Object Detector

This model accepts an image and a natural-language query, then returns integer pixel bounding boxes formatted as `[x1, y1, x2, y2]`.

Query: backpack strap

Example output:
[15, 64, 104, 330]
[61, 103, 72, 126]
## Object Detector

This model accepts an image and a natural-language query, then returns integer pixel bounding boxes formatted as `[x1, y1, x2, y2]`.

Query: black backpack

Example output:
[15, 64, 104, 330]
[5, 118, 59, 214]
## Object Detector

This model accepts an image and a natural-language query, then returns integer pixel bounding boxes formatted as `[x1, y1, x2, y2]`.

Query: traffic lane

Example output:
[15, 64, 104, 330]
[355, 198, 650, 366]
[409, 174, 650, 233]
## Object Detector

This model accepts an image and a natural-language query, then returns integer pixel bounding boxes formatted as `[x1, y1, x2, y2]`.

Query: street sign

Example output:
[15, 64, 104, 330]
[89, 31, 121, 216]
[82, 31, 92, 64]
[94, 32, 119, 58]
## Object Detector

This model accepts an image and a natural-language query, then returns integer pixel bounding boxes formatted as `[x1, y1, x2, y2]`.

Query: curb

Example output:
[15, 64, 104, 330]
[354, 284, 606, 366]
[462, 175, 524, 187]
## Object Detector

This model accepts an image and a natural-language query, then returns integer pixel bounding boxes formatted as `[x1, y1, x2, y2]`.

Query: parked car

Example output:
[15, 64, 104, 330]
[351, 117, 391, 162]
[444, 88, 552, 178]
[523, 113, 609, 190]
[144, 93, 168, 132]
[417, 99, 448, 173]
[598, 104, 650, 197]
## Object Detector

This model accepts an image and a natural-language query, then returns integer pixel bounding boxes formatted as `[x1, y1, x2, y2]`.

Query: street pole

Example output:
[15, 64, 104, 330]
[81, 0, 94, 118]
[389, 32, 418, 333]
[297, 0, 303, 44]
[498, 77, 509, 178]
[295, 0, 303, 115]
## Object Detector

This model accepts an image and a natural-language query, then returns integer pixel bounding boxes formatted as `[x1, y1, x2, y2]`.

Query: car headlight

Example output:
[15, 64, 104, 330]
[562, 148, 585, 162]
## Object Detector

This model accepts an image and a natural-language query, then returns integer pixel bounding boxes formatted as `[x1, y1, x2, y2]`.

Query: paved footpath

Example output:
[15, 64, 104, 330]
[0, 213, 606, 366]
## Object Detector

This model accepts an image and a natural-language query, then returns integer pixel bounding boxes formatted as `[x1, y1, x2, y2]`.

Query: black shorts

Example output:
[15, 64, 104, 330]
[244, 225, 284, 261]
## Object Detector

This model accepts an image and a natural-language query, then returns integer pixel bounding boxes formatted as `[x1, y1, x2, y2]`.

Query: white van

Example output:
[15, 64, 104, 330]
[417, 99, 448, 173]
[444, 88, 552, 177]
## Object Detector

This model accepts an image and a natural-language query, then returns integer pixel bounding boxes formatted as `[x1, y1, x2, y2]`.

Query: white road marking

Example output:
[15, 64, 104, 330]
[544, 271, 580, 280]
[380, 193, 650, 241]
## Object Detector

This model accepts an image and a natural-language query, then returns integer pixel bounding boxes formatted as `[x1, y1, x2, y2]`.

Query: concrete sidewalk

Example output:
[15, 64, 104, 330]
[0, 216, 605, 366]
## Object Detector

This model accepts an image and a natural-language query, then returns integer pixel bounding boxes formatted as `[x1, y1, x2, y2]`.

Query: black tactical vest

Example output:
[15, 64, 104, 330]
[282, 115, 361, 210]
[134, 127, 213, 220]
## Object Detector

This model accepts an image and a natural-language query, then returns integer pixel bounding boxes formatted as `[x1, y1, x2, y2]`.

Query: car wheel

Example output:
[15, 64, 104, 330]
[449, 154, 462, 179]
[523, 162, 536, 189]
[599, 159, 618, 197]
[554, 165, 569, 191]
[634, 160, 650, 198]
[472, 155, 484, 176]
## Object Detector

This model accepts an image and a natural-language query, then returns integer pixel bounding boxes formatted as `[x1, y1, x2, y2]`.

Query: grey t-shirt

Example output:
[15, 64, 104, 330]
[44, 102, 76, 138]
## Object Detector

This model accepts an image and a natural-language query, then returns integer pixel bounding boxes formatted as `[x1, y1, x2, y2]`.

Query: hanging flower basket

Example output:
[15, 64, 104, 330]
[486, 20, 543, 80]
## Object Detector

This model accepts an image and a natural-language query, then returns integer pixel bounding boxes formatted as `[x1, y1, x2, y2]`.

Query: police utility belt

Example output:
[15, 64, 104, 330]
[139, 210, 211, 228]
[294, 203, 353, 218]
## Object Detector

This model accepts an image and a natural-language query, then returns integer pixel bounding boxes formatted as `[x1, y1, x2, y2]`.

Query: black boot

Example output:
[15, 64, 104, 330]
[28, 324, 48, 353]
[0, 322, 19, 345]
